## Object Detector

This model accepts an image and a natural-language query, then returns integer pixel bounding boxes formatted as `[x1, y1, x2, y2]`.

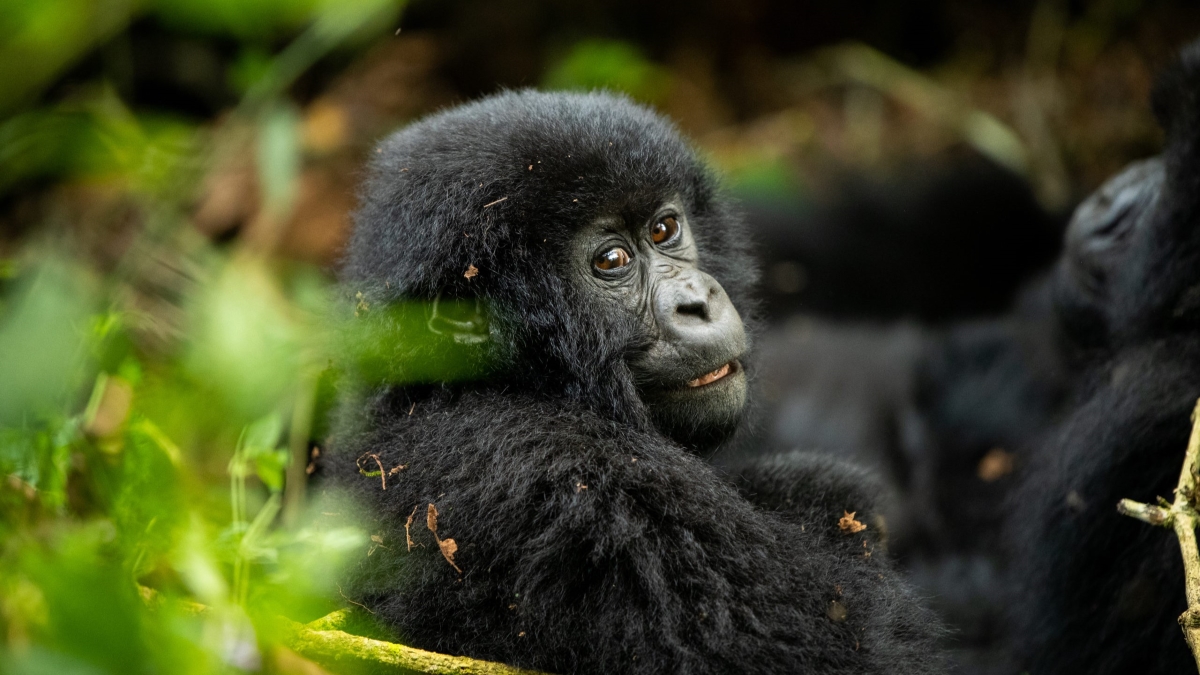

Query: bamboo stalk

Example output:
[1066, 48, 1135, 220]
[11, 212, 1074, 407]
[283, 612, 552, 675]
[1117, 397, 1200, 670]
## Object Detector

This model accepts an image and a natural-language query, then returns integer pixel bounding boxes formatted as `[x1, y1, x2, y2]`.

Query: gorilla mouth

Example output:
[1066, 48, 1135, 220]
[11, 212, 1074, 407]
[687, 361, 737, 388]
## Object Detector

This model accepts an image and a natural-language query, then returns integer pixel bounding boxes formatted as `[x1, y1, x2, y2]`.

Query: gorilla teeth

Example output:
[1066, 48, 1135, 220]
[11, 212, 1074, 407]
[688, 362, 732, 387]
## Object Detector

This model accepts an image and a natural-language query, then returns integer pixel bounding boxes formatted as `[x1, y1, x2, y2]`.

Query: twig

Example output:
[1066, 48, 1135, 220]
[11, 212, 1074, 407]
[1117, 397, 1200, 670]
[138, 589, 550, 675]
[336, 583, 375, 615]
[284, 612, 551, 675]
[356, 452, 388, 490]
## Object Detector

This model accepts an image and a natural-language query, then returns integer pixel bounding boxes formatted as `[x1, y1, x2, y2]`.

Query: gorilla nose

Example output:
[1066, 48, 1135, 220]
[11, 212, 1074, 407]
[655, 269, 745, 350]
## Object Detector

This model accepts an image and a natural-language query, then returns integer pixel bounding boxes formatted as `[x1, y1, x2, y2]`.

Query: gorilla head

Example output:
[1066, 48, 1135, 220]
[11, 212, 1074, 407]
[342, 91, 755, 449]
[1054, 41, 1200, 348]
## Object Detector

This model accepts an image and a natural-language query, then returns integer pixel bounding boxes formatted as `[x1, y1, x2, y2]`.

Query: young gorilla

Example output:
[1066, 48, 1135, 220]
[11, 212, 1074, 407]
[1005, 40, 1200, 674]
[322, 91, 945, 674]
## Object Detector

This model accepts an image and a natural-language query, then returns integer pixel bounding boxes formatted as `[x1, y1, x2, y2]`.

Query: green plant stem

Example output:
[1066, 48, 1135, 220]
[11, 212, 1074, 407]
[283, 372, 316, 525]
[283, 613, 553, 675]
[1117, 397, 1200, 671]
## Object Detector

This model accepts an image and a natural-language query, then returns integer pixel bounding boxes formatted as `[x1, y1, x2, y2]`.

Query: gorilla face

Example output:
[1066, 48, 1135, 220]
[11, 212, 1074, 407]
[1055, 157, 1165, 345]
[571, 197, 748, 445]
[1062, 158, 1164, 304]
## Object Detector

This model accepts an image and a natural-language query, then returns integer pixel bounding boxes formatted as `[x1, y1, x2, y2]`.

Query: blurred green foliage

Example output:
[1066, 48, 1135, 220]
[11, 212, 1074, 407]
[542, 39, 672, 104]
[0, 0, 507, 672]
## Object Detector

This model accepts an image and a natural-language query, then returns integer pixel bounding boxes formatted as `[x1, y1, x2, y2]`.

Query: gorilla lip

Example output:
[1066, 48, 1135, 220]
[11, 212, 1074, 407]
[687, 361, 736, 388]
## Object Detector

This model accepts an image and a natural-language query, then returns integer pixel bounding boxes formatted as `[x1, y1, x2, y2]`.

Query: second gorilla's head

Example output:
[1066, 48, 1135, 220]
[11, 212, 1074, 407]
[1054, 38, 1200, 349]
[343, 91, 757, 449]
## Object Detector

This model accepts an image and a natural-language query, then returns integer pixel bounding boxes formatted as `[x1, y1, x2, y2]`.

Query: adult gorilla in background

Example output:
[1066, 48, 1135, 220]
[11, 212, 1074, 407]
[320, 91, 945, 675]
[750, 38, 1200, 674]
[1006, 40, 1200, 674]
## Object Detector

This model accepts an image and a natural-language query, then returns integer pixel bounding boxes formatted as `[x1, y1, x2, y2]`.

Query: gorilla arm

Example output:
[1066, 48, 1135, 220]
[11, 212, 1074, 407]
[728, 451, 893, 550]
[327, 390, 944, 675]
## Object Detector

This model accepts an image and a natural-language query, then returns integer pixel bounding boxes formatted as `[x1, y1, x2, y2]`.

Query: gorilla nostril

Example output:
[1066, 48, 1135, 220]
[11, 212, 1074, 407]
[676, 301, 709, 321]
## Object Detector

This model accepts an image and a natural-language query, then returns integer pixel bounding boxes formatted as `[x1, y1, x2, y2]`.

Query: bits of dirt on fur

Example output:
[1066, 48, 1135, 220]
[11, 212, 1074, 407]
[368, 534, 389, 556]
[827, 600, 848, 622]
[463, 264, 479, 280]
[838, 511, 867, 534]
[388, 464, 407, 476]
[575, 482, 587, 493]
[977, 447, 1015, 482]
[356, 453, 387, 490]
[483, 197, 508, 208]
[426, 503, 463, 574]
[404, 504, 418, 552]
[427, 503, 439, 532]
[438, 538, 461, 574]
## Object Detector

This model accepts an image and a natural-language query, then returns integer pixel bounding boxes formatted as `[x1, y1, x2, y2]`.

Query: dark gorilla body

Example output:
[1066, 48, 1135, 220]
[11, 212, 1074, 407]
[1006, 42, 1200, 674]
[745, 40, 1200, 674]
[745, 272, 1072, 673]
[323, 91, 944, 675]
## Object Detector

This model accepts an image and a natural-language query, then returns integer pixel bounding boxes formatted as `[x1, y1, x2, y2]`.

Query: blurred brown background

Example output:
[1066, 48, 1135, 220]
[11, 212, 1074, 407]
[4, 0, 1200, 319]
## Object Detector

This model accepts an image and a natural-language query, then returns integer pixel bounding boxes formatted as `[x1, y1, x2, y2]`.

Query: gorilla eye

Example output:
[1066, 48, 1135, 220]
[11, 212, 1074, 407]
[594, 246, 632, 271]
[650, 215, 680, 245]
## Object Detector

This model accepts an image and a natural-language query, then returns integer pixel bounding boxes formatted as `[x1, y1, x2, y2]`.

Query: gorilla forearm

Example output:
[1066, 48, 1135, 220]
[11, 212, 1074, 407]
[327, 391, 943, 675]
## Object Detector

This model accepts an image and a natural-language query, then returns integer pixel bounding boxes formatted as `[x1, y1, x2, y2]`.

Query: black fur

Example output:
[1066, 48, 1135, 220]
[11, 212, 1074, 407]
[322, 90, 945, 674]
[1005, 39, 1200, 674]
[743, 278, 1071, 674]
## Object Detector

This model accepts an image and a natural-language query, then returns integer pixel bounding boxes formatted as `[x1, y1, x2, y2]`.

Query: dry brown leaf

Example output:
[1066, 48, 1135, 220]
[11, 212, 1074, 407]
[838, 511, 867, 534]
[463, 264, 479, 279]
[438, 537, 462, 574]
[425, 503, 462, 574]
[977, 447, 1015, 482]
[426, 503, 438, 533]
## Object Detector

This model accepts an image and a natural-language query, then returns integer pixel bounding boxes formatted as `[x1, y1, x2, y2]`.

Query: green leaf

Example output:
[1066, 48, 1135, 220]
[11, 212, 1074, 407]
[543, 39, 672, 104]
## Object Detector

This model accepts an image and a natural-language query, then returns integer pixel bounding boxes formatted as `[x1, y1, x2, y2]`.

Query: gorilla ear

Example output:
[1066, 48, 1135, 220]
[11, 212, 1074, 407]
[427, 295, 490, 345]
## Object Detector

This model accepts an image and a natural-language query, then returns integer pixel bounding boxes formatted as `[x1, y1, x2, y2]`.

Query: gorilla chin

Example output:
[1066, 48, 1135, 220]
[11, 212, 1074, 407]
[644, 359, 748, 450]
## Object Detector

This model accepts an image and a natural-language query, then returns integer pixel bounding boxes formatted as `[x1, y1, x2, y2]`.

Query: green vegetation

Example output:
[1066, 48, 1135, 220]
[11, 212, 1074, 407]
[0, 2, 433, 673]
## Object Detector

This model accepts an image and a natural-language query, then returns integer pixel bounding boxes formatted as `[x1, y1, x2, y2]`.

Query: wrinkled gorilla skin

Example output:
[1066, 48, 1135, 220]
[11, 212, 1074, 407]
[321, 91, 945, 675]
[1006, 40, 1200, 675]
